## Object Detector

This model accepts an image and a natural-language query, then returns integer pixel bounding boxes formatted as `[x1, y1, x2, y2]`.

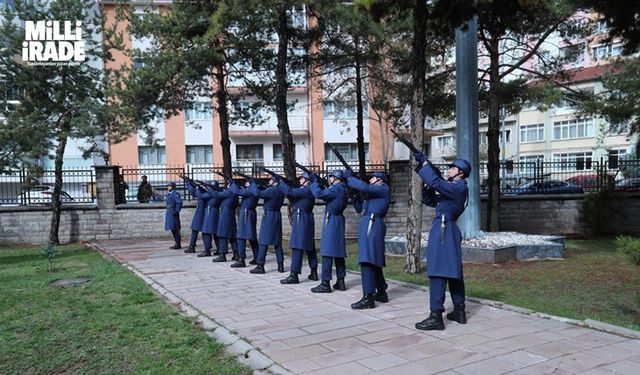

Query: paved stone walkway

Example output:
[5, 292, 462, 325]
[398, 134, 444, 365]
[95, 239, 640, 375]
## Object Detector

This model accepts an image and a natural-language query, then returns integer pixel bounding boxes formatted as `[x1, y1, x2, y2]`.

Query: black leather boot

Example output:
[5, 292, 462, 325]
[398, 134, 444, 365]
[446, 304, 467, 324]
[250, 264, 265, 274]
[351, 294, 375, 310]
[415, 312, 445, 331]
[197, 249, 211, 257]
[307, 268, 318, 281]
[212, 254, 227, 262]
[332, 278, 346, 291]
[277, 262, 285, 273]
[249, 258, 257, 265]
[231, 251, 238, 261]
[280, 272, 299, 284]
[169, 242, 181, 250]
[184, 245, 196, 254]
[230, 259, 246, 268]
[374, 291, 389, 303]
[311, 280, 332, 293]
[213, 249, 220, 256]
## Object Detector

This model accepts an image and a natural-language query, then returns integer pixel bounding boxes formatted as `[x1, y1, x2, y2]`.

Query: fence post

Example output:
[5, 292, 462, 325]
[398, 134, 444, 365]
[93, 165, 120, 209]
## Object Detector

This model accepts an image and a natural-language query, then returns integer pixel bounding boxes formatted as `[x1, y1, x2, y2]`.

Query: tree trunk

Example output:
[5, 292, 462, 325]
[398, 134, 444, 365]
[486, 35, 501, 231]
[215, 64, 233, 176]
[275, 8, 296, 182]
[355, 49, 367, 179]
[49, 121, 69, 245]
[405, 0, 427, 274]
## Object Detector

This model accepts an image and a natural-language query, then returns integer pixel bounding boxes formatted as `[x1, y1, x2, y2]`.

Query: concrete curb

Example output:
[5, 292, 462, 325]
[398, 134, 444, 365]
[89, 242, 293, 375]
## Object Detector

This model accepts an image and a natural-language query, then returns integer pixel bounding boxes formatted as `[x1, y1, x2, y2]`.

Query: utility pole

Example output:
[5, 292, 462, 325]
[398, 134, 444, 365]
[455, 16, 482, 238]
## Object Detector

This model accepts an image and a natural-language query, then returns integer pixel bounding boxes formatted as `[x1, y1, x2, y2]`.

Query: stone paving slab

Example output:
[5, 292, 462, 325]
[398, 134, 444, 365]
[95, 239, 640, 375]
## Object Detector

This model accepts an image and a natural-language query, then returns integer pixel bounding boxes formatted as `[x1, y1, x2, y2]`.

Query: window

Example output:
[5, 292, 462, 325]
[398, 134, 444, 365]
[553, 118, 593, 140]
[186, 145, 213, 164]
[186, 101, 213, 121]
[592, 43, 623, 61]
[272, 143, 296, 161]
[553, 151, 593, 171]
[324, 101, 368, 119]
[132, 58, 145, 69]
[559, 43, 584, 64]
[519, 154, 544, 163]
[520, 124, 545, 143]
[236, 144, 263, 161]
[608, 121, 630, 135]
[324, 143, 369, 161]
[138, 146, 166, 165]
[480, 130, 511, 144]
[608, 149, 626, 169]
[436, 135, 455, 149]
[594, 19, 608, 34]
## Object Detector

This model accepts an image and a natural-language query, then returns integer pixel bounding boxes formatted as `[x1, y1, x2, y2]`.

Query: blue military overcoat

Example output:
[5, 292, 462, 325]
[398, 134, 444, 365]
[186, 182, 208, 231]
[230, 182, 258, 240]
[418, 164, 468, 279]
[310, 180, 348, 258]
[279, 181, 315, 251]
[347, 176, 390, 268]
[216, 183, 239, 239]
[195, 188, 221, 235]
[165, 190, 183, 231]
[249, 180, 285, 246]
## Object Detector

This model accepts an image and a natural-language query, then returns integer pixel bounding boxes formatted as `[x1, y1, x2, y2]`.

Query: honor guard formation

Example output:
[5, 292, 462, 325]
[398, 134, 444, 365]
[165, 139, 471, 329]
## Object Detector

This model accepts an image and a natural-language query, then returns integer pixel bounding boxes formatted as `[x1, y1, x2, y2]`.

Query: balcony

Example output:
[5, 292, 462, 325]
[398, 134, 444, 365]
[230, 115, 308, 137]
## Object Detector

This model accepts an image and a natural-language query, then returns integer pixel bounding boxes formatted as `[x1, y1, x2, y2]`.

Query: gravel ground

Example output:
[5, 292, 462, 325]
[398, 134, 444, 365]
[388, 231, 561, 247]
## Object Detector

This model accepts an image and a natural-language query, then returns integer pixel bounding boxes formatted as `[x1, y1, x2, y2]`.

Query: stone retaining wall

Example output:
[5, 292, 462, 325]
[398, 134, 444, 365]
[1, 163, 639, 245]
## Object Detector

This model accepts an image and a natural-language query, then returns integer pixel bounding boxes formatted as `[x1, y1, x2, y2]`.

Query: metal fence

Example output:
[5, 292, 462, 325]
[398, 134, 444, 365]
[119, 161, 389, 203]
[0, 167, 96, 206]
[473, 158, 640, 194]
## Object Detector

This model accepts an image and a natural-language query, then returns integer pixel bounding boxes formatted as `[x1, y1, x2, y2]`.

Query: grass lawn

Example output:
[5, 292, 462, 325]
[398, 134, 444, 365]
[284, 238, 640, 331]
[0, 244, 251, 375]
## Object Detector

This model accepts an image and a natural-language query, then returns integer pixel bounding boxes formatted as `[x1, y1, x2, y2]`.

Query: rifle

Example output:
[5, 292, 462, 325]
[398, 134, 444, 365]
[295, 162, 327, 187]
[179, 175, 222, 192]
[233, 170, 267, 189]
[258, 166, 295, 186]
[324, 142, 353, 172]
[390, 129, 443, 178]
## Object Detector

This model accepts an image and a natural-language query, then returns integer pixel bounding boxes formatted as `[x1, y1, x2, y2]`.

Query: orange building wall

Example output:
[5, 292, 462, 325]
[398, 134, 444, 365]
[103, 4, 138, 167]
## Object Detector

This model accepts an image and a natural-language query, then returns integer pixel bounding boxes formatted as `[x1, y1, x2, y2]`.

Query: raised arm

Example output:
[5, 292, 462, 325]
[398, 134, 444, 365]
[417, 164, 466, 199]
[347, 176, 389, 197]
[311, 183, 339, 200]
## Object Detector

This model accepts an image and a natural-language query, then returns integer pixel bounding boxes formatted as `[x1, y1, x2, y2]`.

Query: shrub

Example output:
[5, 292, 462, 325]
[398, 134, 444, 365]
[39, 242, 58, 272]
[615, 236, 640, 266]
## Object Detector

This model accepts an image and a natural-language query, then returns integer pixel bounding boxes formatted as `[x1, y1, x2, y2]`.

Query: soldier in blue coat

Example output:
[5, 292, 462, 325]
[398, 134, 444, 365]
[165, 182, 183, 249]
[193, 181, 221, 257]
[412, 153, 471, 331]
[249, 177, 286, 274]
[309, 170, 349, 293]
[184, 181, 208, 253]
[212, 179, 240, 263]
[229, 179, 259, 268]
[277, 172, 318, 284]
[346, 170, 391, 309]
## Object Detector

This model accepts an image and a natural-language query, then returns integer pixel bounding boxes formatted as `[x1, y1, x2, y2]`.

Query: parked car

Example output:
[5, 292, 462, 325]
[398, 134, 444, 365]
[504, 180, 584, 195]
[565, 174, 616, 191]
[615, 177, 640, 192]
[18, 185, 74, 205]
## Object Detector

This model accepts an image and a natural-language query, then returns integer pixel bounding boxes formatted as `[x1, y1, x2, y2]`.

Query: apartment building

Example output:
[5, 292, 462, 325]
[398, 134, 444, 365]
[100, 1, 393, 171]
[428, 14, 633, 175]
